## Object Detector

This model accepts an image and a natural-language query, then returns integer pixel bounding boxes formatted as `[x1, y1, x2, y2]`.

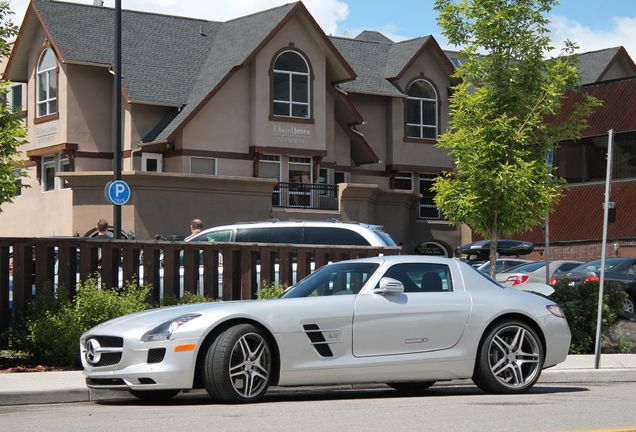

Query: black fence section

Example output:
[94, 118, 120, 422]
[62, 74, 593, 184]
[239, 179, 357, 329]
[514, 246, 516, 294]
[272, 182, 339, 210]
[0, 237, 402, 336]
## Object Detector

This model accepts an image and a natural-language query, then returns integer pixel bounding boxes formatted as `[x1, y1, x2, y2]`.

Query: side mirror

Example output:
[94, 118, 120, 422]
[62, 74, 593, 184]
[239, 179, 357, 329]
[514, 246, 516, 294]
[373, 277, 405, 295]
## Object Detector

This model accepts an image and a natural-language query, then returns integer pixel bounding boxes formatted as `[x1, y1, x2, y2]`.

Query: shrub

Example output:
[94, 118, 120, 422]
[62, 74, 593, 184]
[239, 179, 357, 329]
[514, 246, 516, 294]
[549, 280, 627, 354]
[159, 291, 217, 306]
[256, 281, 287, 299]
[9, 276, 151, 367]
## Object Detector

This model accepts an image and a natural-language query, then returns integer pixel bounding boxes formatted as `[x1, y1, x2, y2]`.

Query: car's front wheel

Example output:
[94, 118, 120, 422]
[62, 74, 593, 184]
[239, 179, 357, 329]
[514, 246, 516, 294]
[387, 381, 435, 392]
[473, 320, 544, 394]
[203, 323, 273, 403]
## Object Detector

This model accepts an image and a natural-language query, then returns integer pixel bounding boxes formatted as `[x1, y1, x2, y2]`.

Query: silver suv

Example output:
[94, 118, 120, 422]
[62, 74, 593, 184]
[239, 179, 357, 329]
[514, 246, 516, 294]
[186, 220, 397, 247]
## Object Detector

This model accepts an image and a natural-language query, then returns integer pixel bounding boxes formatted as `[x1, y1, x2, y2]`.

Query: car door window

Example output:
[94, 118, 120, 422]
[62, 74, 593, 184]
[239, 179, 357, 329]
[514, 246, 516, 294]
[382, 263, 452, 292]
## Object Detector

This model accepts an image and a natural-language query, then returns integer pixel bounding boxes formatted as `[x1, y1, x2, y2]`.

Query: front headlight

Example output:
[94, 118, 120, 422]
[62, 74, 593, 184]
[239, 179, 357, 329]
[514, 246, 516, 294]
[141, 313, 202, 342]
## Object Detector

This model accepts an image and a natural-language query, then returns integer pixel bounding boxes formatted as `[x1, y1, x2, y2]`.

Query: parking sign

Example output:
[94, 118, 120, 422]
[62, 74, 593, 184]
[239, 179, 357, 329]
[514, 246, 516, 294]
[105, 180, 131, 205]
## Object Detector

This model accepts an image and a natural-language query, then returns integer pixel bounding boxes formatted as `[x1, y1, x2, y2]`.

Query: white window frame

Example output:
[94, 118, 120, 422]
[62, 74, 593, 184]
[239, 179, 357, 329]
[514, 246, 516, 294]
[36, 48, 57, 118]
[42, 154, 69, 192]
[288, 156, 313, 183]
[419, 173, 443, 220]
[258, 154, 281, 180]
[142, 153, 163, 172]
[272, 51, 310, 119]
[406, 79, 438, 140]
[394, 171, 413, 190]
[190, 156, 217, 175]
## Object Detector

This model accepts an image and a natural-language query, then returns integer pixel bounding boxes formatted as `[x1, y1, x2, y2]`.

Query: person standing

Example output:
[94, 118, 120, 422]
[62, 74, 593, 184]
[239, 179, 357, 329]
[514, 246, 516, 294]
[93, 219, 112, 239]
[186, 219, 203, 240]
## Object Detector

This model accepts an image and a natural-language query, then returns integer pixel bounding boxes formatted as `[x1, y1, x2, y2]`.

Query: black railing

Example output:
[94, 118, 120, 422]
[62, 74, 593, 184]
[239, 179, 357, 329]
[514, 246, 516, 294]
[272, 182, 338, 210]
[0, 237, 401, 337]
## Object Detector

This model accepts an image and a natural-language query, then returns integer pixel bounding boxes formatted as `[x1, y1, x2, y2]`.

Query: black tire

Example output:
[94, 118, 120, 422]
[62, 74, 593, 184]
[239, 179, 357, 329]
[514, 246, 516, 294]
[387, 381, 435, 392]
[473, 320, 544, 394]
[128, 389, 180, 401]
[203, 324, 273, 403]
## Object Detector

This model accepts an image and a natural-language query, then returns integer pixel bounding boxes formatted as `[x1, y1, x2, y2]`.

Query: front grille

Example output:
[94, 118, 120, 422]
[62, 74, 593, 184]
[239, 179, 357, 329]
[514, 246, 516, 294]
[94, 336, 124, 347]
[97, 352, 122, 366]
[84, 335, 124, 367]
[147, 348, 166, 364]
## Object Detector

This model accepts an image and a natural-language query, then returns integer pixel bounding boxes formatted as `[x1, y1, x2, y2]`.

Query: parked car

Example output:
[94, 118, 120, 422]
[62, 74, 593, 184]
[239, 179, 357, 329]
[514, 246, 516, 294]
[477, 259, 534, 274]
[456, 239, 534, 257]
[186, 219, 398, 247]
[549, 258, 636, 313]
[81, 255, 570, 403]
[496, 260, 584, 287]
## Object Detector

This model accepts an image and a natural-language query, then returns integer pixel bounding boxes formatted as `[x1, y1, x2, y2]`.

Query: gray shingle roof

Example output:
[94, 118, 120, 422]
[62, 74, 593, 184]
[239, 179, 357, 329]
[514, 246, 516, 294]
[34, 0, 219, 106]
[22, 1, 629, 143]
[575, 47, 623, 84]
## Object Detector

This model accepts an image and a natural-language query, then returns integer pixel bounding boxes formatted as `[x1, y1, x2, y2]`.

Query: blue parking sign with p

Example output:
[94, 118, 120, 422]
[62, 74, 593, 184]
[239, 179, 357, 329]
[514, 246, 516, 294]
[105, 180, 131, 205]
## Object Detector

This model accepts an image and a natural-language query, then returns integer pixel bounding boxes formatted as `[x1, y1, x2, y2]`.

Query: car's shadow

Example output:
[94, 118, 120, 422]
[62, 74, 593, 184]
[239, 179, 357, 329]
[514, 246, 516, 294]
[95, 383, 589, 406]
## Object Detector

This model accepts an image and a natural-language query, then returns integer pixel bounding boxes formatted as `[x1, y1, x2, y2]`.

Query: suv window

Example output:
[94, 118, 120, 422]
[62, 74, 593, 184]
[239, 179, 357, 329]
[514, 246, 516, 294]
[303, 227, 369, 246]
[191, 230, 232, 242]
[235, 227, 303, 244]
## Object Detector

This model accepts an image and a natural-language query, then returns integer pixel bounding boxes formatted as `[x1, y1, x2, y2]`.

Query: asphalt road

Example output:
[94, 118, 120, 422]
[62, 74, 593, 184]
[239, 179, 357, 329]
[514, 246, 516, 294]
[1, 382, 634, 432]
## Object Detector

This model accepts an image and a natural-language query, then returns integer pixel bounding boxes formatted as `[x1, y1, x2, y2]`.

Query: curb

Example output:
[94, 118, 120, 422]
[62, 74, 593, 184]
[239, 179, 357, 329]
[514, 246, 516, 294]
[2, 368, 636, 406]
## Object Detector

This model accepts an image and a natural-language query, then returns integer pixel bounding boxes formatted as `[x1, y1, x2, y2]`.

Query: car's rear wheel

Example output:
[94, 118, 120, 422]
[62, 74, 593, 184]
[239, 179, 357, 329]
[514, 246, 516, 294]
[473, 320, 544, 394]
[128, 389, 180, 401]
[203, 323, 273, 403]
[622, 295, 635, 314]
[387, 381, 435, 392]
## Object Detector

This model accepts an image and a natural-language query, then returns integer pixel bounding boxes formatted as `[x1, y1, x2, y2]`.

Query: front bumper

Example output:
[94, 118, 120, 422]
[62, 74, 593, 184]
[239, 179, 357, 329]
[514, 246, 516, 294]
[81, 335, 202, 391]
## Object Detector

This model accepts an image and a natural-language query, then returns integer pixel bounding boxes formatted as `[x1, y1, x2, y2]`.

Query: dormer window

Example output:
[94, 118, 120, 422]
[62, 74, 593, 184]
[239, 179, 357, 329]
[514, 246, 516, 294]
[272, 50, 310, 119]
[406, 79, 438, 139]
[36, 48, 57, 118]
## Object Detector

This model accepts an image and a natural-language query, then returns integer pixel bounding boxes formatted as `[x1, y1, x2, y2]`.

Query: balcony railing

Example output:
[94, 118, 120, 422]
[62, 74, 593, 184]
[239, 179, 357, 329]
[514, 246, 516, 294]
[272, 182, 338, 210]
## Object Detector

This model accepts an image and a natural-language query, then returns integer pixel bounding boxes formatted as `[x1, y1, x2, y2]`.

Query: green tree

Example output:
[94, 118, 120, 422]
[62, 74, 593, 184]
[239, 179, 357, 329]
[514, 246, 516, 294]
[433, 0, 599, 276]
[0, 1, 28, 210]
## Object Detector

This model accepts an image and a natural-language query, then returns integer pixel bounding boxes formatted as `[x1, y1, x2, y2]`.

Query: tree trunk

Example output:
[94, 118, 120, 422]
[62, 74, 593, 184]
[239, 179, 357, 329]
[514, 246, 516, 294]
[489, 219, 498, 279]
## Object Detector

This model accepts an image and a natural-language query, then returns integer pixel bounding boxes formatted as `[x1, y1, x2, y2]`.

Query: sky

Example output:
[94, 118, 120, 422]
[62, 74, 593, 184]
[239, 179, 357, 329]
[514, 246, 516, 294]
[5, 0, 636, 58]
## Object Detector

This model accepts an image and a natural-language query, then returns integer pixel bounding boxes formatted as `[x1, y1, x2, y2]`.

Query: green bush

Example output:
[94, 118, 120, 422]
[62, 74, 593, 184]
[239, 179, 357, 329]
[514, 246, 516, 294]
[9, 276, 151, 367]
[159, 291, 217, 306]
[549, 280, 627, 354]
[256, 281, 287, 299]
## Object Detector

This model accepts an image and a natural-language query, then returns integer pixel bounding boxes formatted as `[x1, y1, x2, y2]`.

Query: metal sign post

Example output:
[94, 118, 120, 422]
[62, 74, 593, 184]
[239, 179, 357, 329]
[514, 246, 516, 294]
[594, 129, 614, 369]
[112, 0, 123, 238]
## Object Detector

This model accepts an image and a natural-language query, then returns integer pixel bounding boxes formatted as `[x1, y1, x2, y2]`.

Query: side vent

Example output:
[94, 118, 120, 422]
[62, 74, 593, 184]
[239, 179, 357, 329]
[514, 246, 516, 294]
[303, 324, 334, 357]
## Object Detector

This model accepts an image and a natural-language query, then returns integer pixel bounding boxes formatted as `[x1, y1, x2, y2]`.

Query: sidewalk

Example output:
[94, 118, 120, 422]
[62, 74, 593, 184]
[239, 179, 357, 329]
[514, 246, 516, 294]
[1, 354, 635, 406]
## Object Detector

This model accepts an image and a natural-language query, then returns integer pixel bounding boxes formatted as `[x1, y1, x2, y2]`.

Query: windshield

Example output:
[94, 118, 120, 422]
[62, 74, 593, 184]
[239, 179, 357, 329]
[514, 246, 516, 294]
[571, 258, 624, 272]
[375, 230, 397, 247]
[502, 262, 545, 273]
[282, 262, 380, 298]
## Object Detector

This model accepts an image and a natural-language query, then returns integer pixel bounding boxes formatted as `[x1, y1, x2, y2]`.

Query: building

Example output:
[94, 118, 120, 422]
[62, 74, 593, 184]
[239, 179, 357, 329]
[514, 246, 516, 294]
[2, 0, 635, 256]
[513, 76, 636, 262]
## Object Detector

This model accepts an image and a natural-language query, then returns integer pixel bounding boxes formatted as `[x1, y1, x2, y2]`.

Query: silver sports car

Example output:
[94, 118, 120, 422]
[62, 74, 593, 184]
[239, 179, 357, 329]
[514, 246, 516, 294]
[80, 256, 571, 403]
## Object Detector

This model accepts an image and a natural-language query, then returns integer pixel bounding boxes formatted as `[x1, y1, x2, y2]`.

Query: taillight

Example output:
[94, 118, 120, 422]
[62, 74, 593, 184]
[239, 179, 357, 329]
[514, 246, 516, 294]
[506, 275, 529, 286]
[549, 277, 557, 285]
[585, 276, 601, 282]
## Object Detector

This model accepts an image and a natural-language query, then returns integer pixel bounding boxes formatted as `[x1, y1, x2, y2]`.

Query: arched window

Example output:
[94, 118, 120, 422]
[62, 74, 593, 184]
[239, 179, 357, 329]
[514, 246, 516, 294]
[406, 80, 437, 139]
[36, 48, 57, 118]
[272, 51, 310, 119]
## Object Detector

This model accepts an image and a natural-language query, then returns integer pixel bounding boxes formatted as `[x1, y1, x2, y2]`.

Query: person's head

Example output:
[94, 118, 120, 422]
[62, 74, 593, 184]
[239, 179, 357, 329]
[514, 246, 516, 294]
[97, 219, 109, 234]
[190, 219, 203, 233]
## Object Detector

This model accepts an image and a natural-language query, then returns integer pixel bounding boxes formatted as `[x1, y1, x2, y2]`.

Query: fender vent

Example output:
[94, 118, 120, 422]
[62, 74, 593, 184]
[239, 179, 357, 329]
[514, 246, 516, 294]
[303, 324, 334, 357]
